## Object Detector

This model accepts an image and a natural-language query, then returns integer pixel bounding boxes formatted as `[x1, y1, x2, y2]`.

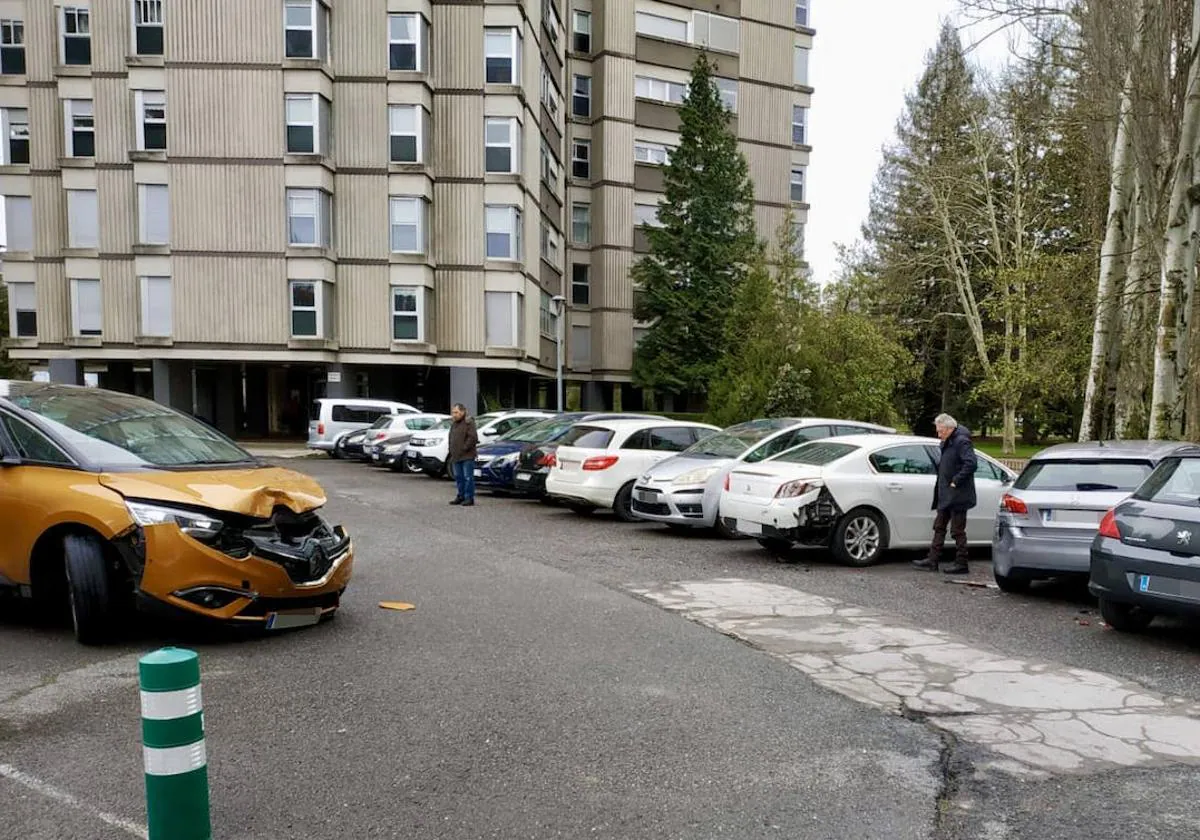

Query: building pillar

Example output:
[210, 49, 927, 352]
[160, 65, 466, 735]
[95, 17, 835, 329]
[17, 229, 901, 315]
[449, 366, 478, 416]
[152, 359, 172, 406]
[215, 366, 238, 437]
[48, 358, 83, 385]
[324, 363, 350, 399]
[581, 381, 604, 411]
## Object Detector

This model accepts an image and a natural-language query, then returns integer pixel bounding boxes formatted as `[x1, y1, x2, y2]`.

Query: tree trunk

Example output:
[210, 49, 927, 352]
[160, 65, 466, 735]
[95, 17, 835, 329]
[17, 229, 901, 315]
[1115, 188, 1156, 438]
[1002, 398, 1017, 456]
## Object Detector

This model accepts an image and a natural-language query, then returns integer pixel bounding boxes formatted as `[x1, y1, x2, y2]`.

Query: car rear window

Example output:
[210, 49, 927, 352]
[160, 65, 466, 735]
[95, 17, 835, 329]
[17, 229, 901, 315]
[771, 441, 859, 466]
[309, 401, 321, 421]
[1016, 459, 1153, 492]
[1133, 457, 1200, 507]
[556, 425, 615, 449]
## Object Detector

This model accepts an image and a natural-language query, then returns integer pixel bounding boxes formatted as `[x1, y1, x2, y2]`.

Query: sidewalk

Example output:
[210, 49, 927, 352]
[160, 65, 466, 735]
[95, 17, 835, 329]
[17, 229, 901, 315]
[240, 440, 320, 460]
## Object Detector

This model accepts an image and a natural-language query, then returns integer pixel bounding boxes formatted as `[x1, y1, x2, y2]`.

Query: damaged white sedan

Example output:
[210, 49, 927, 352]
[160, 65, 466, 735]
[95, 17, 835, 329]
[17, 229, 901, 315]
[719, 435, 1016, 566]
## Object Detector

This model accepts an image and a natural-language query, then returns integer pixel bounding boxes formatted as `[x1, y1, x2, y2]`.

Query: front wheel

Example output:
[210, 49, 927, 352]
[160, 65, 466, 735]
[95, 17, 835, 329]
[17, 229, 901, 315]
[832, 509, 888, 567]
[613, 483, 637, 522]
[1099, 597, 1154, 633]
[63, 534, 120, 645]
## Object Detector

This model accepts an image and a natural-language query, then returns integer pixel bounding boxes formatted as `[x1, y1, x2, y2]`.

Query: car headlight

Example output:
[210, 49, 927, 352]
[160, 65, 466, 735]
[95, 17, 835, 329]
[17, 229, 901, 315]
[126, 501, 224, 542]
[673, 466, 722, 486]
[494, 452, 520, 467]
[384, 443, 405, 454]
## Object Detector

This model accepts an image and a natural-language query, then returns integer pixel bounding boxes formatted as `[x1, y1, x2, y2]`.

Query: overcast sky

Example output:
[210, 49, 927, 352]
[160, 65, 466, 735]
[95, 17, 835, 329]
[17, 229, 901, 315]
[806, 0, 1016, 285]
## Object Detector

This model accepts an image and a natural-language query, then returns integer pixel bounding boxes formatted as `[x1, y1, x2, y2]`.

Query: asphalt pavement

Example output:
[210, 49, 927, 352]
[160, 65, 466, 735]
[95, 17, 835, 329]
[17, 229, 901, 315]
[4, 457, 1200, 839]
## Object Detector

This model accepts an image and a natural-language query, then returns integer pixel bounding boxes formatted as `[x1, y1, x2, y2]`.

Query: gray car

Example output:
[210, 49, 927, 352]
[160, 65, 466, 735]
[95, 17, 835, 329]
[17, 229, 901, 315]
[630, 417, 896, 536]
[992, 441, 1193, 593]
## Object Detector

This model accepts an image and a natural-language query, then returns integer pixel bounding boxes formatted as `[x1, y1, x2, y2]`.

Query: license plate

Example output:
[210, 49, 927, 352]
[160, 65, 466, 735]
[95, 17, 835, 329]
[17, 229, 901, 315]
[1139, 574, 1151, 593]
[1050, 509, 1102, 525]
[406, 450, 418, 458]
[265, 608, 323, 631]
[515, 472, 531, 482]
[474, 469, 482, 478]
[635, 490, 658, 503]
[371, 453, 380, 461]
[737, 519, 763, 536]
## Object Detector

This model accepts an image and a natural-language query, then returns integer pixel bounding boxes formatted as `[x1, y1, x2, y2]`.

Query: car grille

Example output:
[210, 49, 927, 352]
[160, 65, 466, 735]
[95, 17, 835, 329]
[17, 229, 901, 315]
[632, 499, 671, 516]
[238, 590, 343, 617]
[222, 509, 350, 585]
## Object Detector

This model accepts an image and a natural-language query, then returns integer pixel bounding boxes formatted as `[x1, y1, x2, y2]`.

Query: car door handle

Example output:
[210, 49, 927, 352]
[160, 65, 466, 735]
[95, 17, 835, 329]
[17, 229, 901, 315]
[886, 482, 904, 492]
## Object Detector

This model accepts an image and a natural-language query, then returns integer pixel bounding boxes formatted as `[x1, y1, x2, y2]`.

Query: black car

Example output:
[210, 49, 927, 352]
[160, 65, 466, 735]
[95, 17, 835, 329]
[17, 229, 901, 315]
[1090, 448, 1200, 632]
[512, 412, 660, 497]
[334, 427, 370, 460]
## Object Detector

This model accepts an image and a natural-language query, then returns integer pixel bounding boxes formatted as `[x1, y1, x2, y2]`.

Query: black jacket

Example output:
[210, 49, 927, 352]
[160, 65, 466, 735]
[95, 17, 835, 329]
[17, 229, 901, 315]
[448, 416, 479, 463]
[932, 426, 978, 512]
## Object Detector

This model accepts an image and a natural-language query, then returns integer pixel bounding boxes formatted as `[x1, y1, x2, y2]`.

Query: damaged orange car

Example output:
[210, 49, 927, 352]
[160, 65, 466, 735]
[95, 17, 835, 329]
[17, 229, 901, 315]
[0, 380, 353, 644]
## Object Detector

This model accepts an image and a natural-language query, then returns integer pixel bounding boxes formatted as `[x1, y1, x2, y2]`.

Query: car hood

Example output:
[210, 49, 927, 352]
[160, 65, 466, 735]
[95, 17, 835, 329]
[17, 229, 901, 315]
[478, 441, 526, 457]
[99, 467, 327, 518]
[643, 454, 734, 481]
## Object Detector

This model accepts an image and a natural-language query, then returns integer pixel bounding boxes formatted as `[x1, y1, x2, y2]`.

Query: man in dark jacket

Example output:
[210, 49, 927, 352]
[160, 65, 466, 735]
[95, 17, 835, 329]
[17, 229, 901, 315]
[913, 413, 977, 574]
[447, 403, 479, 506]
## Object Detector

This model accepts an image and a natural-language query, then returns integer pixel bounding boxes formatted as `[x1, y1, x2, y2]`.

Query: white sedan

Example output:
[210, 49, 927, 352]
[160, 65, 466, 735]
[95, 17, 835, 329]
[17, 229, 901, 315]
[719, 434, 1017, 565]
[546, 418, 721, 520]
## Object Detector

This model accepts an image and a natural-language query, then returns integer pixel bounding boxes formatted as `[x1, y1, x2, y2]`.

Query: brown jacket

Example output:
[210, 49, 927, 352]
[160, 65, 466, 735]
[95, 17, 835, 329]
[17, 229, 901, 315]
[448, 416, 479, 463]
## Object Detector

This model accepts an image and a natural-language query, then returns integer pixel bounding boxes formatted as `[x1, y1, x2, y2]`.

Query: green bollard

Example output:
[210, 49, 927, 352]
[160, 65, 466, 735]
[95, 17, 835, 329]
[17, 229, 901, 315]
[139, 647, 211, 840]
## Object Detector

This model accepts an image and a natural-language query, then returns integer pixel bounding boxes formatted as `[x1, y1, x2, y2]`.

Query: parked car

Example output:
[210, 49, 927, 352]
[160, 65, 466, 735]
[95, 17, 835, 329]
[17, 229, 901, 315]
[334, 427, 370, 460]
[405, 411, 554, 478]
[631, 417, 896, 536]
[719, 435, 1016, 566]
[993, 441, 1190, 593]
[0, 381, 353, 644]
[362, 413, 450, 469]
[545, 419, 721, 520]
[512, 412, 662, 497]
[308, 398, 418, 455]
[1090, 448, 1200, 632]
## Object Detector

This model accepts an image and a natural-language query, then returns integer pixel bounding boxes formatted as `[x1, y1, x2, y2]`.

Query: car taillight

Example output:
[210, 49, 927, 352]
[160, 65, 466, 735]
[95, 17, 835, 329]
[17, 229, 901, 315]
[1098, 509, 1120, 539]
[538, 453, 557, 468]
[1001, 494, 1028, 515]
[318, 422, 325, 436]
[583, 455, 619, 471]
[775, 480, 814, 499]
[724, 474, 731, 491]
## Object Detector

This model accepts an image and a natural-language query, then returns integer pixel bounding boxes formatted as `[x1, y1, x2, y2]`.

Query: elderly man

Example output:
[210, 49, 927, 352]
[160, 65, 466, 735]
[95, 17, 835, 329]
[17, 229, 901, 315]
[447, 402, 479, 507]
[913, 413, 977, 575]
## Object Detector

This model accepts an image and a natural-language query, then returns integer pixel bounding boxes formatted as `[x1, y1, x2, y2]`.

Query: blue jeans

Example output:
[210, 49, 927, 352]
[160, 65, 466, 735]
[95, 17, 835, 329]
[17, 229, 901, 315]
[452, 459, 475, 502]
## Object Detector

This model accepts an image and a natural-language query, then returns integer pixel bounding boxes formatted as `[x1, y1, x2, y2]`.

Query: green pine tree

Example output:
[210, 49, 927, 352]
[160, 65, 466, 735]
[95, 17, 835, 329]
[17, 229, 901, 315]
[632, 53, 758, 408]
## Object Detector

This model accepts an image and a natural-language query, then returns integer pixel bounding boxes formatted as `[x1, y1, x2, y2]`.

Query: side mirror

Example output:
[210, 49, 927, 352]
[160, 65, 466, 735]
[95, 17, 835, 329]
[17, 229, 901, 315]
[0, 455, 20, 467]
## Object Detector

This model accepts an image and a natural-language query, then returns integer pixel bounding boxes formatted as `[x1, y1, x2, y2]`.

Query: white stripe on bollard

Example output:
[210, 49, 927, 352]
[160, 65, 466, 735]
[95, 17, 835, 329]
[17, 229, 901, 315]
[143, 741, 208, 777]
[139, 686, 203, 720]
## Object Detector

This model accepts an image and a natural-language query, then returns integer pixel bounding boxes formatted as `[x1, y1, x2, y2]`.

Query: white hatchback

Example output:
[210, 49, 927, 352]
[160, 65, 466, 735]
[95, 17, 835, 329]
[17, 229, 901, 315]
[545, 418, 721, 520]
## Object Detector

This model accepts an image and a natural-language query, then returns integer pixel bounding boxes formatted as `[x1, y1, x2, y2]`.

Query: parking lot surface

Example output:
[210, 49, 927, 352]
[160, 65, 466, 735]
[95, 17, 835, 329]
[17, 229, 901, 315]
[4, 457, 1200, 839]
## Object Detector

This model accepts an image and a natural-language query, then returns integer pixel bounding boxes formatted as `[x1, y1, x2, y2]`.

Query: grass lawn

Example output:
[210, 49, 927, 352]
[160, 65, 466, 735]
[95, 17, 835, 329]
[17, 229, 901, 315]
[974, 439, 1062, 461]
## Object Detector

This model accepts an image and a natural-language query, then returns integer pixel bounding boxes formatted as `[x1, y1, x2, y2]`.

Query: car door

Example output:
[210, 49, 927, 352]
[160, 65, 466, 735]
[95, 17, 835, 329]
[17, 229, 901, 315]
[867, 444, 939, 543]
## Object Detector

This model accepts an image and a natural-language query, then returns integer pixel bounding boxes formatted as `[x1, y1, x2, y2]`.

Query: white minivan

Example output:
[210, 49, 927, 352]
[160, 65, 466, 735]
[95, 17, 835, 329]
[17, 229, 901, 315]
[308, 398, 419, 454]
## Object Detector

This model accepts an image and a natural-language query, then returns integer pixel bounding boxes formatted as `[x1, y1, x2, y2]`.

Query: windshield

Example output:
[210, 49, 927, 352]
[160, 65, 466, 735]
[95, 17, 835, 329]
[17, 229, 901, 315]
[428, 419, 452, 432]
[1133, 457, 1200, 507]
[685, 420, 798, 458]
[368, 416, 392, 430]
[503, 416, 572, 443]
[1016, 459, 1153, 493]
[771, 441, 858, 467]
[10, 386, 254, 468]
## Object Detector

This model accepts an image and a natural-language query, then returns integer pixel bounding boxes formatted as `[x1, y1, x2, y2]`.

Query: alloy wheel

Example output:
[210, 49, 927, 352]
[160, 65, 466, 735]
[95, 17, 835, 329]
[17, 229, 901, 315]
[843, 516, 881, 564]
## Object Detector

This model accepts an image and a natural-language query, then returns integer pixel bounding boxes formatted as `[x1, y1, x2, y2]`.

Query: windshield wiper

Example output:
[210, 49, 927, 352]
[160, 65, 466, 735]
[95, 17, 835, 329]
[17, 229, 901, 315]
[1076, 482, 1120, 491]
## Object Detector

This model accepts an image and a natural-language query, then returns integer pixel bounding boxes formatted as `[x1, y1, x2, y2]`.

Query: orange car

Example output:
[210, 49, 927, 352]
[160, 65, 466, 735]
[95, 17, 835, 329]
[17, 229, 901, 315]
[0, 380, 353, 644]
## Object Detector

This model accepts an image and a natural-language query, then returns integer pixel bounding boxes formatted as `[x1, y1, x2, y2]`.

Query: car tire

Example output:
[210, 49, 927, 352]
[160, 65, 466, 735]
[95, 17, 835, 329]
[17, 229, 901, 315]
[832, 508, 888, 567]
[566, 502, 596, 516]
[756, 537, 795, 556]
[993, 570, 1031, 594]
[1099, 597, 1154, 633]
[613, 483, 638, 523]
[714, 511, 738, 539]
[63, 534, 118, 646]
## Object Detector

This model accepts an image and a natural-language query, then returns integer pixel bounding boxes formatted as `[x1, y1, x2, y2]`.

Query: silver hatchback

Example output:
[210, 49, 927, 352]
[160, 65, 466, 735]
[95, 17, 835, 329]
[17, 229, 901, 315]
[992, 441, 1191, 593]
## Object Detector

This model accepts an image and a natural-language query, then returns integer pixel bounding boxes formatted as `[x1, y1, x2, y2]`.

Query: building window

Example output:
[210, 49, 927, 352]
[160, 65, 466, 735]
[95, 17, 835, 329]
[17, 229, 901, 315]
[635, 12, 687, 42]
[285, 93, 330, 155]
[715, 78, 738, 113]
[5, 196, 32, 251]
[635, 76, 686, 105]
[571, 263, 590, 306]
[60, 7, 91, 66]
[134, 0, 164, 56]
[796, 0, 809, 28]
[791, 221, 806, 257]
[634, 202, 662, 228]
[389, 196, 425, 253]
[389, 105, 423, 163]
[2, 108, 28, 165]
[485, 27, 520, 85]
[540, 138, 561, 187]
[572, 11, 591, 53]
[571, 324, 591, 367]
[692, 11, 740, 53]
[571, 203, 590, 244]
[795, 46, 809, 86]
[67, 189, 99, 249]
[634, 141, 670, 166]
[289, 279, 322, 338]
[139, 275, 172, 337]
[485, 117, 519, 174]
[485, 290, 520, 347]
[391, 286, 423, 341]
[792, 105, 808, 145]
[790, 167, 805, 202]
[284, 0, 327, 60]
[571, 139, 590, 179]
[572, 75, 591, 118]
[540, 60, 561, 119]
[388, 13, 426, 72]
[540, 219, 560, 266]
[286, 188, 332, 247]
[541, 0, 562, 47]
[7, 282, 36, 337]
[0, 19, 25, 75]
[136, 91, 167, 151]
[70, 278, 102, 337]
[539, 291, 555, 338]
[138, 184, 170, 245]
[485, 204, 521, 260]
[65, 100, 94, 158]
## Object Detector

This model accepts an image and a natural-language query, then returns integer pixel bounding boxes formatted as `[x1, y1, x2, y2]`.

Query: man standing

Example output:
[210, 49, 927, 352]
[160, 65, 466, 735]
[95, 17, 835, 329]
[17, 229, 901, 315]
[447, 403, 479, 507]
[913, 413, 977, 575]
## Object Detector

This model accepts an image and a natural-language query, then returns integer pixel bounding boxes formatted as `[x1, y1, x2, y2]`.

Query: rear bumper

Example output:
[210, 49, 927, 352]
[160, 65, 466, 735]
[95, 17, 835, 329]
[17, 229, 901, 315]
[1089, 537, 1200, 617]
[545, 475, 617, 508]
[513, 469, 549, 495]
[992, 522, 1092, 577]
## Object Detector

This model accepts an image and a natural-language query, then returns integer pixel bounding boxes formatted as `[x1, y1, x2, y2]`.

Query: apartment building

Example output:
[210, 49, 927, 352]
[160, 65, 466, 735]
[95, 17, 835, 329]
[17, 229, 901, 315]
[0, 0, 813, 436]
